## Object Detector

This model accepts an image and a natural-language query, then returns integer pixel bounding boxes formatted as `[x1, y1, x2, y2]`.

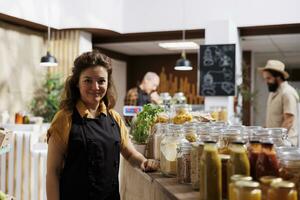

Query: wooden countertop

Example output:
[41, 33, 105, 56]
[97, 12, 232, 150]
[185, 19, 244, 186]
[120, 158, 200, 200]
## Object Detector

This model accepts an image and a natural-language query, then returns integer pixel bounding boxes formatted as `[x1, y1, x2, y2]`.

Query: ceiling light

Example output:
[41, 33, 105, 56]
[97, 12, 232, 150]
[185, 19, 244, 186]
[159, 41, 199, 50]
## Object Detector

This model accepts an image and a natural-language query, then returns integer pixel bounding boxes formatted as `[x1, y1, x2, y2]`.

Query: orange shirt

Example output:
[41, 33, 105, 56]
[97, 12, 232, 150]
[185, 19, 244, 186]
[47, 100, 129, 153]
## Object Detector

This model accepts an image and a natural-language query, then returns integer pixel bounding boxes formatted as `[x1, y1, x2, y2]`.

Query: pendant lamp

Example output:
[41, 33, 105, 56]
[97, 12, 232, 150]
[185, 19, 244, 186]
[174, 0, 192, 71]
[174, 30, 193, 71]
[40, 16, 58, 67]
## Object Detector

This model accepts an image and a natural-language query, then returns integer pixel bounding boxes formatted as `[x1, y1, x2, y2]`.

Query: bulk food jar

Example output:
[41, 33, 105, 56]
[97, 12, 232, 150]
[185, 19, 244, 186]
[153, 123, 168, 160]
[160, 124, 186, 176]
[227, 141, 250, 190]
[219, 128, 242, 155]
[248, 129, 264, 180]
[267, 128, 291, 147]
[190, 142, 204, 190]
[278, 150, 300, 200]
[234, 181, 261, 200]
[183, 122, 197, 142]
[176, 142, 192, 184]
[268, 181, 298, 200]
[228, 175, 252, 200]
[199, 140, 222, 200]
[256, 139, 280, 180]
[259, 176, 282, 200]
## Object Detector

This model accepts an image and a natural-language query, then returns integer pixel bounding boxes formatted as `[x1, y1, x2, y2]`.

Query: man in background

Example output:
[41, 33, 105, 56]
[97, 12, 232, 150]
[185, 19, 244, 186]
[260, 60, 299, 146]
[125, 72, 161, 106]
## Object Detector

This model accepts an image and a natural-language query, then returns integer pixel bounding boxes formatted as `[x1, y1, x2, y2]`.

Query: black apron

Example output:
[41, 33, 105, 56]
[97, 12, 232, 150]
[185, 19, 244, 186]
[137, 87, 151, 106]
[59, 108, 121, 200]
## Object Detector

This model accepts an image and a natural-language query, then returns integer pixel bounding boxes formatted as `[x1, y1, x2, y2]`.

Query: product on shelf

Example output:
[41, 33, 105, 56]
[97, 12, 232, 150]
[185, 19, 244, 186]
[199, 141, 222, 200]
[176, 143, 192, 184]
[268, 181, 298, 200]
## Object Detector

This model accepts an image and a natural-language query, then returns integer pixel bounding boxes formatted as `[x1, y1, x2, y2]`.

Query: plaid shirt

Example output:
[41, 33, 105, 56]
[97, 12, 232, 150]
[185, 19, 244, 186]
[124, 87, 151, 106]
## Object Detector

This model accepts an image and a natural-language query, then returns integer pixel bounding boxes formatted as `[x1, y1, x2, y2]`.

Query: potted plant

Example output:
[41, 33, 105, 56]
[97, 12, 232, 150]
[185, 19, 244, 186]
[30, 72, 63, 123]
[130, 104, 163, 154]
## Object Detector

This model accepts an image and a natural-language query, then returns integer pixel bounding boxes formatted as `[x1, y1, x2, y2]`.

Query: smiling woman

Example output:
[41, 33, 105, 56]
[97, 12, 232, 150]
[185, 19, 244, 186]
[46, 51, 159, 200]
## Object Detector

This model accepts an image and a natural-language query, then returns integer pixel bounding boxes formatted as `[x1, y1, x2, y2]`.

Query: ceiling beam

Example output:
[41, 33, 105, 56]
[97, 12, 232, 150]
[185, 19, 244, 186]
[93, 46, 130, 62]
[92, 29, 205, 44]
[240, 23, 300, 36]
[0, 13, 48, 32]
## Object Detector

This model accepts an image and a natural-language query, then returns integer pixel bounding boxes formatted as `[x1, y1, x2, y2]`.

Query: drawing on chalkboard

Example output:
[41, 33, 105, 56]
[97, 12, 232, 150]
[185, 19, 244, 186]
[203, 47, 214, 66]
[219, 55, 232, 67]
[199, 44, 236, 96]
[221, 82, 235, 94]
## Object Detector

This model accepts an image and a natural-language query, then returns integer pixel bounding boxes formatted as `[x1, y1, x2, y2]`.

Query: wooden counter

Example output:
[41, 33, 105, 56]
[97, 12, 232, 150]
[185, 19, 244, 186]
[120, 157, 199, 200]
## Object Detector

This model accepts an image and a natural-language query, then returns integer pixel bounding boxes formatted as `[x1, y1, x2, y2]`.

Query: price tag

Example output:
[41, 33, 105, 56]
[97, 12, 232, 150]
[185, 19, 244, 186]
[123, 106, 143, 116]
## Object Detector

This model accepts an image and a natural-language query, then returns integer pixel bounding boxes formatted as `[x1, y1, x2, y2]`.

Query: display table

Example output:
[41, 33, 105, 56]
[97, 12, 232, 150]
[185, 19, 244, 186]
[120, 157, 199, 200]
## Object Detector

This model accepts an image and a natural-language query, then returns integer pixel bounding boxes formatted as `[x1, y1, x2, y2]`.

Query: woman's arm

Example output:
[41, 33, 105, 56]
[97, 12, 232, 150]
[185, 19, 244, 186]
[121, 139, 159, 171]
[46, 137, 65, 200]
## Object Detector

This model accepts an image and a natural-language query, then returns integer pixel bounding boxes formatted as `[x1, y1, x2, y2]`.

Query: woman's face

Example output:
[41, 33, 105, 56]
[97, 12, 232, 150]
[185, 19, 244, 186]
[78, 66, 108, 108]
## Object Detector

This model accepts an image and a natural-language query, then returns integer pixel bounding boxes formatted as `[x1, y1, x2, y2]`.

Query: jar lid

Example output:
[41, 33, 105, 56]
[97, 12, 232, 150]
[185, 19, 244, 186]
[245, 126, 262, 130]
[231, 175, 252, 182]
[260, 176, 282, 185]
[203, 140, 217, 144]
[219, 154, 230, 160]
[231, 140, 246, 145]
[235, 180, 260, 188]
[279, 151, 300, 161]
[223, 128, 241, 135]
[271, 181, 295, 189]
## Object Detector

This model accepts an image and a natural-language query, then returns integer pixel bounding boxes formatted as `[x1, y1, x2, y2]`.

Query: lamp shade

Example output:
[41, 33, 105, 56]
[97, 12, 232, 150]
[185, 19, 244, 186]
[40, 51, 58, 67]
[174, 56, 193, 71]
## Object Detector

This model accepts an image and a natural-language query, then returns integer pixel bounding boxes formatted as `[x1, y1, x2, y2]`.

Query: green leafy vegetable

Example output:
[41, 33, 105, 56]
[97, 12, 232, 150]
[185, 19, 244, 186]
[131, 104, 163, 144]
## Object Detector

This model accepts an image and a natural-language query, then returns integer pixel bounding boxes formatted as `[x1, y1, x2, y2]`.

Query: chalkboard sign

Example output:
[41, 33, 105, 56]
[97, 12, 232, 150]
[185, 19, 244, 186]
[199, 44, 236, 96]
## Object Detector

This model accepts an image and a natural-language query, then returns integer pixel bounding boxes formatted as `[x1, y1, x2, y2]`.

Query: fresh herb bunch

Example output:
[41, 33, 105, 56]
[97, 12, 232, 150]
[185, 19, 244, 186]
[131, 104, 163, 144]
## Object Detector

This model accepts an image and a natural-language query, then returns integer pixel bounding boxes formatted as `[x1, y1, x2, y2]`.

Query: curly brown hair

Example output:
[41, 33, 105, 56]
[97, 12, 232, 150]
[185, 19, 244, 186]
[60, 50, 117, 111]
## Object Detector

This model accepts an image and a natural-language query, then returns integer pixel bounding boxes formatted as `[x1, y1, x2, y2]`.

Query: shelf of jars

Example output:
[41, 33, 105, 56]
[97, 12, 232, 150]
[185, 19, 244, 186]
[127, 103, 300, 200]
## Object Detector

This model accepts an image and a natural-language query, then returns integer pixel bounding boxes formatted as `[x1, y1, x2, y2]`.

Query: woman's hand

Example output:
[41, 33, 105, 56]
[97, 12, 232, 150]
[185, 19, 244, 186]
[140, 159, 159, 172]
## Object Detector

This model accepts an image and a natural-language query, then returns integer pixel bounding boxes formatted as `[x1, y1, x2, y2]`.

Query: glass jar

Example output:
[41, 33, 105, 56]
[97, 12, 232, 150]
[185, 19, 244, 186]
[256, 140, 280, 180]
[227, 141, 250, 190]
[218, 106, 228, 122]
[219, 129, 242, 155]
[278, 151, 300, 200]
[244, 126, 262, 144]
[248, 140, 261, 181]
[153, 123, 168, 160]
[172, 92, 187, 104]
[199, 141, 222, 200]
[209, 127, 223, 148]
[260, 176, 282, 200]
[191, 142, 204, 190]
[176, 142, 192, 184]
[197, 126, 211, 142]
[15, 112, 23, 124]
[221, 154, 230, 199]
[160, 92, 172, 106]
[235, 181, 261, 200]
[210, 106, 221, 121]
[211, 121, 227, 127]
[160, 124, 186, 176]
[183, 122, 197, 143]
[228, 175, 252, 200]
[268, 181, 298, 200]
[267, 128, 291, 147]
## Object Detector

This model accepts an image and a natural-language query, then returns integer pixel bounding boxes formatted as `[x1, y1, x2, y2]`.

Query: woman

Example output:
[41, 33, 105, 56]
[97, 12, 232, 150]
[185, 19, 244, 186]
[46, 51, 158, 200]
